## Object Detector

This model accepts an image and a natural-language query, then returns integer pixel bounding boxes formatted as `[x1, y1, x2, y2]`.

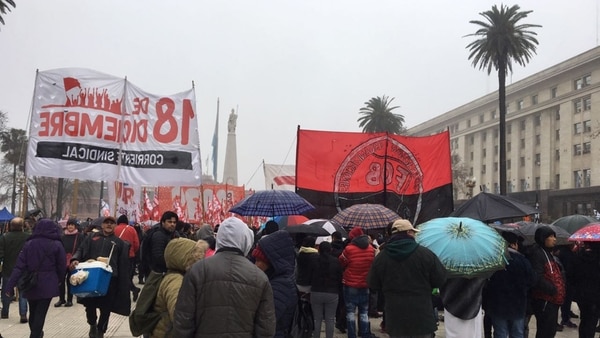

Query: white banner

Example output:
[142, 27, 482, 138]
[26, 68, 202, 186]
[107, 181, 141, 223]
[264, 163, 295, 191]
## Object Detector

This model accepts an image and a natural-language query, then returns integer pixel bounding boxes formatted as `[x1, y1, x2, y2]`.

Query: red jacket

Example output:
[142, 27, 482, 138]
[339, 235, 375, 288]
[115, 223, 140, 258]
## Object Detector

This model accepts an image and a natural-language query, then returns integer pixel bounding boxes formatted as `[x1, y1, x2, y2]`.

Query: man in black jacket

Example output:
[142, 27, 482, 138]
[146, 211, 179, 274]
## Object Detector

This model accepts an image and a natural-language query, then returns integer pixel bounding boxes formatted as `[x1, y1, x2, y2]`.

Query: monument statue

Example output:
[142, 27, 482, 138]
[228, 108, 237, 133]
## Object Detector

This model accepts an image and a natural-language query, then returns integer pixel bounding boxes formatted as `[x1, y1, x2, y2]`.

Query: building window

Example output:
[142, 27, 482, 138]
[491, 110, 497, 119]
[469, 167, 473, 176]
[584, 169, 592, 187]
[483, 148, 487, 158]
[520, 156, 525, 167]
[555, 129, 560, 141]
[494, 182, 499, 193]
[494, 145, 498, 155]
[574, 170, 583, 188]
[575, 74, 591, 90]
[556, 109, 560, 120]
[470, 136, 474, 145]
[535, 153, 541, 165]
[532, 94, 538, 105]
[521, 179, 527, 191]
[575, 100, 583, 113]
[494, 162, 498, 172]
[551, 87, 558, 98]
[493, 129, 498, 138]
[584, 97, 592, 110]
[482, 131, 487, 142]
[520, 138, 525, 149]
[584, 120, 592, 133]
[507, 124, 512, 134]
[535, 177, 540, 190]
[520, 120, 526, 131]
[574, 144, 582, 155]
[534, 115, 541, 126]
[507, 142, 512, 152]
[479, 115, 484, 123]
[470, 152, 474, 160]
[467, 120, 471, 128]
[508, 181, 514, 193]
[583, 142, 591, 154]
[574, 122, 583, 134]
[507, 160, 511, 170]
[481, 164, 486, 174]
[535, 134, 541, 145]
[555, 149, 560, 161]
[555, 174, 560, 189]
[517, 99, 524, 110]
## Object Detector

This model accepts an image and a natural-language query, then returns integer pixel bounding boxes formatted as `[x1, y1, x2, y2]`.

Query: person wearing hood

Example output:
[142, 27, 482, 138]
[526, 225, 565, 338]
[4, 218, 66, 338]
[339, 226, 377, 338]
[151, 238, 208, 338]
[0, 217, 30, 322]
[252, 230, 298, 338]
[173, 217, 275, 337]
[368, 219, 447, 337]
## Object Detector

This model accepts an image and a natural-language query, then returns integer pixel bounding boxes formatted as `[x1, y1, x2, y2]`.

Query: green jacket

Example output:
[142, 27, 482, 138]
[0, 231, 30, 277]
[368, 237, 447, 336]
[152, 238, 206, 338]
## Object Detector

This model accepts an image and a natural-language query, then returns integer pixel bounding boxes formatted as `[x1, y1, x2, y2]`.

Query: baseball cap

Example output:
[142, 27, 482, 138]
[391, 219, 420, 234]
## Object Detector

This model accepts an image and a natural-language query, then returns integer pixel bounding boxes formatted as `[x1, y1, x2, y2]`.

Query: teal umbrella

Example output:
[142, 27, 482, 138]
[416, 217, 507, 278]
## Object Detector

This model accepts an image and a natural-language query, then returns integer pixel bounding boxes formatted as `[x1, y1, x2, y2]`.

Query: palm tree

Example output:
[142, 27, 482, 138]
[0, 128, 27, 214]
[466, 4, 540, 195]
[0, 0, 15, 26]
[357, 95, 405, 134]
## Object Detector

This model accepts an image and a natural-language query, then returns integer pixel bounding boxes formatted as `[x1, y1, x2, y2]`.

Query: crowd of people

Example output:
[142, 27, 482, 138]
[1, 211, 600, 338]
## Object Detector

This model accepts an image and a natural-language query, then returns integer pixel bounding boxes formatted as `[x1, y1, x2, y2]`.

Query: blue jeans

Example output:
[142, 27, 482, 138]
[343, 286, 370, 338]
[491, 315, 525, 338]
[1, 276, 28, 317]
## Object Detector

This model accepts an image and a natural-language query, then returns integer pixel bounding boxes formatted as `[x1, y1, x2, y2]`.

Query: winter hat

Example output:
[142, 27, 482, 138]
[501, 231, 523, 245]
[252, 244, 270, 264]
[349, 226, 364, 240]
[117, 215, 129, 225]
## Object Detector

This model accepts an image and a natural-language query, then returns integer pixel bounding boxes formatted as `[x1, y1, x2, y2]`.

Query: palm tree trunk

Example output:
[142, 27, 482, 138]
[498, 61, 507, 195]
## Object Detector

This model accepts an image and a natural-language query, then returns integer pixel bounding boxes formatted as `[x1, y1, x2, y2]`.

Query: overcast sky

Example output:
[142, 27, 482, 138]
[1, 0, 598, 190]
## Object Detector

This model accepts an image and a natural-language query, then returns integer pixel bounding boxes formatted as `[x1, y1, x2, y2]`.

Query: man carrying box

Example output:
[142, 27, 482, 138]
[69, 216, 131, 338]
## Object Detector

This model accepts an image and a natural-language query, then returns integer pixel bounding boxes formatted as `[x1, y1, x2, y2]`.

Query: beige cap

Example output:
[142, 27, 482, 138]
[391, 219, 420, 234]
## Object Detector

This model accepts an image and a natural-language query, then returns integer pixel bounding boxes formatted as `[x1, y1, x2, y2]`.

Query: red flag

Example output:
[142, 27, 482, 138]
[296, 129, 453, 224]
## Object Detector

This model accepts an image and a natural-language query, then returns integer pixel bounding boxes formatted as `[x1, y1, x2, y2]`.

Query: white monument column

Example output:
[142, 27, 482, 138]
[222, 109, 239, 185]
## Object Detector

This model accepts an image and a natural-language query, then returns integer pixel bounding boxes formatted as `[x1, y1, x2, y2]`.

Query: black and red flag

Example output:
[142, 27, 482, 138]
[295, 128, 453, 226]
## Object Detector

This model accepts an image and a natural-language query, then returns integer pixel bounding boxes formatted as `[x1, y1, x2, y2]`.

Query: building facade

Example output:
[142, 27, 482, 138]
[408, 46, 600, 222]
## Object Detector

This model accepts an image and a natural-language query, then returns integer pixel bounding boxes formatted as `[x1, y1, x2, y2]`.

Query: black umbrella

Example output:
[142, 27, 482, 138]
[496, 221, 571, 246]
[551, 214, 596, 234]
[450, 192, 538, 222]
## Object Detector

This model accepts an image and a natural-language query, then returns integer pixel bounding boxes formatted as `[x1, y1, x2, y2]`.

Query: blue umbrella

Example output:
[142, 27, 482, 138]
[416, 217, 507, 278]
[229, 190, 315, 217]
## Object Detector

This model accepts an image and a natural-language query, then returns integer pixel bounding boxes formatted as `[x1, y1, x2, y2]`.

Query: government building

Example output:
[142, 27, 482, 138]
[408, 46, 600, 222]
